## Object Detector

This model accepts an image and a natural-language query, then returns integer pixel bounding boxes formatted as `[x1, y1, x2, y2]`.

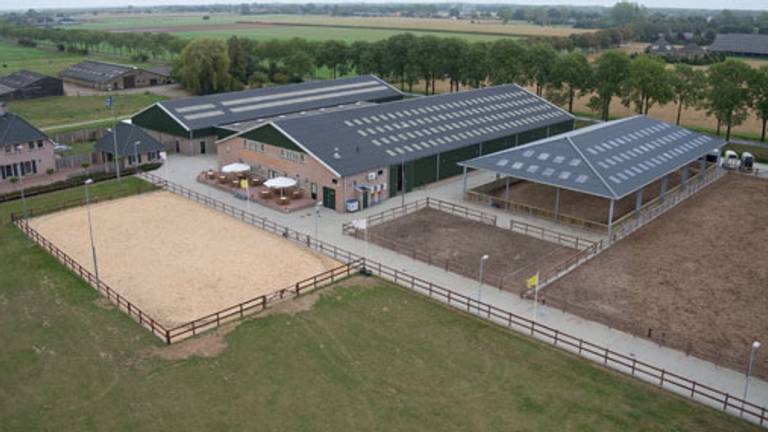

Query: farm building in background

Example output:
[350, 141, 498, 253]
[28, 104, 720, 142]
[216, 84, 574, 211]
[708, 33, 768, 58]
[0, 70, 63, 102]
[60, 60, 174, 91]
[0, 106, 56, 183]
[131, 75, 403, 156]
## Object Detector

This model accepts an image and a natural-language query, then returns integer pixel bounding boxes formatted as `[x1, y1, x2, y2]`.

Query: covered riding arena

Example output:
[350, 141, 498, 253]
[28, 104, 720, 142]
[461, 116, 725, 235]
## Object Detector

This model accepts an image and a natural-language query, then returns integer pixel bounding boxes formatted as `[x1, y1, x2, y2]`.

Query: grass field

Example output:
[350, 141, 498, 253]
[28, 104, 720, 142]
[0, 39, 158, 77]
[7, 94, 166, 130]
[173, 26, 507, 43]
[0, 178, 761, 431]
[78, 13, 592, 39]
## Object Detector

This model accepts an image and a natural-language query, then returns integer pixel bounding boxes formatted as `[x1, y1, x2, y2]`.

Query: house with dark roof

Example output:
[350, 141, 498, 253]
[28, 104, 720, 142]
[61, 60, 174, 91]
[709, 33, 768, 58]
[0, 105, 56, 183]
[132, 75, 403, 156]
[0, 70, 63, 102]
[647, 36, 676, 57]
[215, 84, 574, 211]
[95, 122, 165, 169]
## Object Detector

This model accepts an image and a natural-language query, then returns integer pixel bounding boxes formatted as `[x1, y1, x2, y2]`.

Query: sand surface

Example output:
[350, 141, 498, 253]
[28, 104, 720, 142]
[30, 191, 339, 328]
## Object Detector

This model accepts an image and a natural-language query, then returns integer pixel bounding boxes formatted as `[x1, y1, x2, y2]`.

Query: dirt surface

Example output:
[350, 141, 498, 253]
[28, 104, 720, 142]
[29, 191, 339, 328]
[545, 174, 768, 378]
[367, 208, 577, 292]
[486, 164, 699, 225]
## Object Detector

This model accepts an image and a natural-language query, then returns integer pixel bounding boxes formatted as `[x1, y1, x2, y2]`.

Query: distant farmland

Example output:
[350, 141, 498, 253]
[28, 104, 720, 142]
[76, 13, 594, 42]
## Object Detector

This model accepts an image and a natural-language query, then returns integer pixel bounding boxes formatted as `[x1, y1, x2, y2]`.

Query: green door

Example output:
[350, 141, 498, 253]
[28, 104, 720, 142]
[322, 186, 336, 210]
[362, 190, 369, 209]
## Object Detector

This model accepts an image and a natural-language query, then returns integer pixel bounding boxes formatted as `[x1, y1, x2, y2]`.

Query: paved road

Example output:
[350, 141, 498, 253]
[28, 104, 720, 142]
[158, 154, 768, 411]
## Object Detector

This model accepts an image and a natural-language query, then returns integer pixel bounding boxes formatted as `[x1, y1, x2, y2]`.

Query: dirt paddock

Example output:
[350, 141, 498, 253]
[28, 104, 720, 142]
[545, 174, 768, 378]
[485, 163, 703, 225]
[366, 208, 578, 292]
[29, 191, 339, 328]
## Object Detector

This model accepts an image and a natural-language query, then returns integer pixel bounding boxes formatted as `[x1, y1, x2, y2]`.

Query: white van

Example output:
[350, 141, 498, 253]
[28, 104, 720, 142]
[722, 150, 740, 170]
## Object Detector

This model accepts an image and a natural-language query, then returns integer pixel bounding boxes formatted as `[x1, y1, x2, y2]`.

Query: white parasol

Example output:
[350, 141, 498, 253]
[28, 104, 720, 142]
[264, 177, 298, 189]
[221, 162, 251, 174]
[264, 176, 298, 198]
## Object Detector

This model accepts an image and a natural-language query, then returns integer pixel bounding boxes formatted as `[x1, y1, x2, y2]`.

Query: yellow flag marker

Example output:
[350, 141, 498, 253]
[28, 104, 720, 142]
[526, 272, 540, 289]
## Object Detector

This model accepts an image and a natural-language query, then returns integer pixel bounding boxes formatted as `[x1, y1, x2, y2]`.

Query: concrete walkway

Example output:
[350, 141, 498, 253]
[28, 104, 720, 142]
[158, 154, 768, 411]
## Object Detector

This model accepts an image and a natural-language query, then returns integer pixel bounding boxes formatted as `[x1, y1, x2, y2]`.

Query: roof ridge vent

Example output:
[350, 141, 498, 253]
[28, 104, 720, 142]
[333, 147, 341, 160]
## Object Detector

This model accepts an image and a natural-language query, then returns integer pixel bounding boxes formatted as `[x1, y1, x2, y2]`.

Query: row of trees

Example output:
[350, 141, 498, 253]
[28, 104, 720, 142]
[587, 54, 768, 141]
[177, 34, 768, 142]
[0, 22, 185, 60]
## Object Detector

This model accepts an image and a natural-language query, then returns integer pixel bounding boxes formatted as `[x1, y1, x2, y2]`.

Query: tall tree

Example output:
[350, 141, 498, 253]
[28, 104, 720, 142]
[706, 59, 753, 141]
[547, 51, 592, 113]
[226, 36, 248, 85]
[488, 39, 527, 85]
[440, 38, 468, 92]
[588, 50, 630, 121]
[177, 39, 234, 95]
[523, 42, 558, 96]
[462, 41, 490, 89]
[670, 64, 707, 125]
[623, 55, 674, 115]
[750, 65, 768, 142]
[318, 40, 349, 79]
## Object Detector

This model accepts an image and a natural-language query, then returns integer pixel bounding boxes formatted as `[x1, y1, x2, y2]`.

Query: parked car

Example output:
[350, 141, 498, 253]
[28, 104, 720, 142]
[740, 152, 754, 172]
[722, 150, 740, 170]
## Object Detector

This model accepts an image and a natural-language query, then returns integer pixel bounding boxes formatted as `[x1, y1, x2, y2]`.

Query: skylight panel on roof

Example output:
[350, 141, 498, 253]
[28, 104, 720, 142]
[357, 130, 368, 137]
[183, 110, 225, 120]
[537, 153, 550, 161]
[558, 171, 571, 180]
[526, 165, 539, 173]
[372, 139, 381, 146]
[523, 150, 535, 158]
[386, 149, 397, 157]
[512, 161, 524, 170]
[176, 103, 217, 113]
[575, 174, 589, 184]
[496, 159, 509, 167]
[542, 168, 555, 177]
[553, 155, 565, 164]
[344, 120, 354, 127]
[569, 158, 582, 167]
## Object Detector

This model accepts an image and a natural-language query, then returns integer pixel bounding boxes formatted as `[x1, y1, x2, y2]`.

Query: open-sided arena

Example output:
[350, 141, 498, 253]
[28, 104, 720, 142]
[362, 204, 581, 293]
[543, 174, 768, 378]
[28, 191, 339, 327]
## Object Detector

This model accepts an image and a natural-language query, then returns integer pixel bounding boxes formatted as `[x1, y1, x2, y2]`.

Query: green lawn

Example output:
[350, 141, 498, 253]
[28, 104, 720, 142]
[0, 181, 759, 431]
[77, 13, 244, 30]
[7, 94, 165, 130]
[174, 26, 507, 43]
[0, 39, 159, 77]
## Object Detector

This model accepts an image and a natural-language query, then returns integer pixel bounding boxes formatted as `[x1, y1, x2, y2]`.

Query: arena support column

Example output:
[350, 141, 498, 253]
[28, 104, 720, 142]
[681, 166, 689, 190]
[659, 175, 668, 204]
[462, 166, 468, 197]
[607, 199, 615, 241]
[699, 157, 707, 181]
[554, 187, 561, 221]
[504, 177, 511, 210]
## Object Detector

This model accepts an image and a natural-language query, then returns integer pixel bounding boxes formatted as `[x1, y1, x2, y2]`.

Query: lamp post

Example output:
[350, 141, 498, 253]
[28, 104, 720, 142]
[477, 254, 489, 309]
[314, 202, 321, 240]
[84, 179, 100, 290]
[743, 341, 761, 402]
[107, 85, 120, 182]
[14, 145, 28, 220]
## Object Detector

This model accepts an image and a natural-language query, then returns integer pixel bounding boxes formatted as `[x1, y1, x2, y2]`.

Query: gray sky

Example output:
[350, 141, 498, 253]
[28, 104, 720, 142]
[2, 0, 765, 12]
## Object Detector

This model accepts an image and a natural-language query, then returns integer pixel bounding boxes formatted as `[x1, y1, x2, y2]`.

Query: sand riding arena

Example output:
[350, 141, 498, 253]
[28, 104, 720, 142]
[27, 191, 340, 329]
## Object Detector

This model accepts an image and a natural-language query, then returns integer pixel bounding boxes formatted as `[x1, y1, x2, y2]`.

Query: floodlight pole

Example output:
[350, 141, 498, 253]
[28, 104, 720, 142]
[84, 179, 100, 290]
[15, 145, 28, 220]
[108, 85, 120, 182]
[477, 254, 489, 310]
[743, 341, 761, 403]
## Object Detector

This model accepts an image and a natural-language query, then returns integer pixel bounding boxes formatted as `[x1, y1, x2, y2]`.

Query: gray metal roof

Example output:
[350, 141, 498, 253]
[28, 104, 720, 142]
[461, 116, 725, 200]
[261, 84, 572, 176]
[95, 122, 164, 157]
[0, 111, 48, 146]
[0, 70, 50, 94]
[709, 33, 768, 56]
[217, 101, 377, 133]
[60, 60, 135, 84]
[153, 75, 401, 132]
